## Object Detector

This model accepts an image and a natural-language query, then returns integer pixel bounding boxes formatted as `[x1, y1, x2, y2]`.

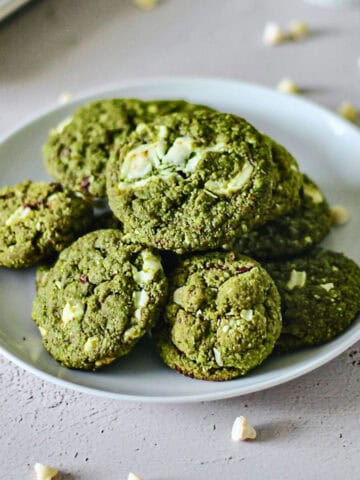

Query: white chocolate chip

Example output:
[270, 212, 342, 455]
[5, 206, 32, 226]
[222, 325, 230, 333]
[133, 0, 158, 10]
[277, 78, 300, 94]
[338, 101, 358, 123]
[39, 327, 48, 337]
[320, 282, 334, 292]
[84, 336, 99, 354]
[303, 183, 323, 204]
[58, 91, 72, 105]
[331, 205, 350, 225]
[205, 161, 253, 196]
[128, 473, 143, 480]
[287, 270, 307, 290]
[263, 22, 287, 46]
[231, 416, 257, 441]
[133, 290, 149, 309]
[213, 347, 223, 367]
[173, 286, 186, 307]
[61, 302, 84, 324]
[95, 357, 115, 367]
[289, 20, 309, 39]
[240, 309, 253, 321]
[34, 463, 59, 480]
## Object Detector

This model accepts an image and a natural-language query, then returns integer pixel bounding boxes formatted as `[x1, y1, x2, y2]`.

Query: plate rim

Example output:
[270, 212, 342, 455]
[1, 75, 359, 403]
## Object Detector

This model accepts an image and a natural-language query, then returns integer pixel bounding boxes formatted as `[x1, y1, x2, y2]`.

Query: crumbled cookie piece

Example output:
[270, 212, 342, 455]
[231, 416, 257, 441]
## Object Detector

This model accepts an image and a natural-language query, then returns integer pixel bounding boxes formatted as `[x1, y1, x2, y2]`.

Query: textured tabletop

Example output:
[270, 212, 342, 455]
[0, 1, 359, 479]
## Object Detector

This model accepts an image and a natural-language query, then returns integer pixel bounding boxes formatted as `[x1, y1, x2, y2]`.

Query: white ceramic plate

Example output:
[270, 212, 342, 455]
[1, 77, 359, 403]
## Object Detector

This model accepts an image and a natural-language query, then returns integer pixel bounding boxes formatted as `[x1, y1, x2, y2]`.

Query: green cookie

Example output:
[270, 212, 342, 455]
[231, 174, 332, 260]
[32, 230, 168, 370]
[156, 251, 282, 380]
[0, 181, 93, 268]
[107, 110, 276, 253]
[265, 248, 360, 352]
[43, 99, 211, 198]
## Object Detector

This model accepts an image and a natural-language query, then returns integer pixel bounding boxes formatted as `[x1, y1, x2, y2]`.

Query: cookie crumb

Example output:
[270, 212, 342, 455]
[34, 463, 59, 480]
[277, 78, 300, 94]
[338, 101, 358, 123]
[289, 20, 309, 39]
[58, 92, 72, 105]
[231, 416, 257, 441]
[263, 22, 287, 46]
[134, 0, 158, 10]
[331, 205, 350, 225]
[128, 473, 143, 480]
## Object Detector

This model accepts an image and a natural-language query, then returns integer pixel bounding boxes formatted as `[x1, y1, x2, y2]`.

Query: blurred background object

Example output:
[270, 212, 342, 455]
[304, 0, 360, 6]
[0, 0, 31, 21]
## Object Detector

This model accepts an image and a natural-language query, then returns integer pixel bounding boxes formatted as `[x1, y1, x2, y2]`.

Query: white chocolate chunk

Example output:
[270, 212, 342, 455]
[173, 286, 186, 306]
[222, 325, 230, 333]
[95, 357, 115, 367]
[263, 22, 287, 46]
[120, 145, 155, 180]
[58, 91, 72, 105]
[5, 206, 31, 226]
[331, 205, 350, 225]
[289, 20, 309, 39]
[39, 327, 48, 337]
[213, 347, 223, 367]
[132, 250, 162, 285]
[34, 463, 59, 480]
[162, 137, 195, 168]
[277, 78, 300, 94]
[205, 161, 253, 196]
[303, 183, 323, 204]
[338, 101, 358, 123]
[287, 270, 307, 290]
[55, 116, 72, 134]
[231, 416, 257, 441]
[128, 473, 143, 480]
[320, 282, 334, 292]
[134, 0, 158, 10]
[84, 336, 99, 354]
[240, 309, 254, 321]
[62, 302, 84, 324]
[133, 290, 149, 309]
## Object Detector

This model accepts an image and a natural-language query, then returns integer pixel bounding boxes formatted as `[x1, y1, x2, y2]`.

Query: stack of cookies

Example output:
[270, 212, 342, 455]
[1, 99, 359, 380]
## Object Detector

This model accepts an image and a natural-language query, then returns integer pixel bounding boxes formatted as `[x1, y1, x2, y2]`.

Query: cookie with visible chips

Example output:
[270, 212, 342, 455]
[265, 248, 360, 352]
[32, 229, 168, 370]
[0, 181, 93, 269]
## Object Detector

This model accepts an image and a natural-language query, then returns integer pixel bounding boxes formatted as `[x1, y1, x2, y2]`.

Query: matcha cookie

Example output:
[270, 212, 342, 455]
[156, 251, 282, 380]
[0, 181, 93, 269]
[32, 230, 168, 370]
[107, 110, 275, 253]
[265, 248, 360, 352]
[43, 99, 210, 198]
[265, 136, 302, 219]
[231, 174, 332, 260]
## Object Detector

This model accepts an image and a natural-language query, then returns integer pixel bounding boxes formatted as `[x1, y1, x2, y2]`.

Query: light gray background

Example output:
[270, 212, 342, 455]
[1, 1, 360, 479]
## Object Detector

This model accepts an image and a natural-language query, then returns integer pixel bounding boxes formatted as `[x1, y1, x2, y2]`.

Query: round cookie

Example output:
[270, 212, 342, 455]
[231, 174, 332, 260]
[156, 251, 282, 380]
[32, 230, 168, 370]
[0, 181, 93, 269]
[107, 110, 275, 253]
[265, 248, 360, 352]
[43, 99, 211, 198]
[264, 136, 302, 219]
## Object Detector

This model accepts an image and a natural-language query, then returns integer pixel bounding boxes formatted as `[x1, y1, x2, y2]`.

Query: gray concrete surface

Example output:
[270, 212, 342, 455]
[0, 1, 359, 479]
